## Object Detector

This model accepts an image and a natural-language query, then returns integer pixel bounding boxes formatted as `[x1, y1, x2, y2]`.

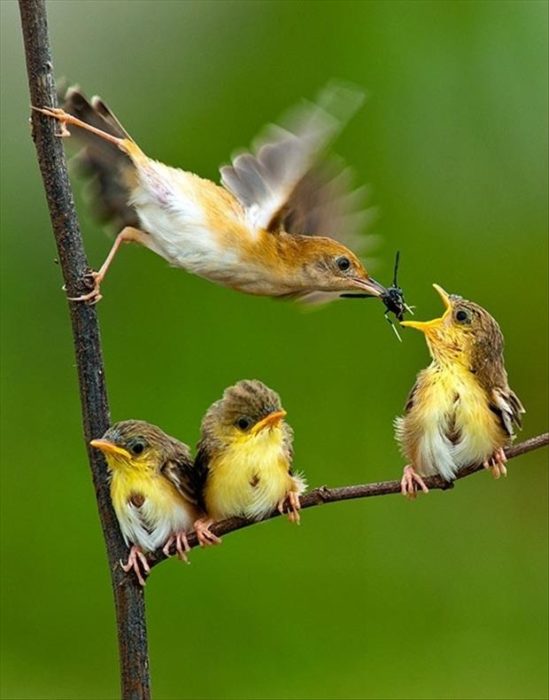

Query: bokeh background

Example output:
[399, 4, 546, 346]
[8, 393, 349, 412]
[1, 1, 547, 699]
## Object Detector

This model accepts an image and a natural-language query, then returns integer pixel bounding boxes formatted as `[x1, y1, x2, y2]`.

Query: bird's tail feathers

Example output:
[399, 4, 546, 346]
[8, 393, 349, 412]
[61, 84, 132, 139]
[59, 84, 140, 229]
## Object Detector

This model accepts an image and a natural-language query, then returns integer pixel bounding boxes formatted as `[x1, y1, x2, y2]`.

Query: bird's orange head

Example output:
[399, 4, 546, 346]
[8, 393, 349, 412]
[401, 284, 504, 369]
[279, 234, 386, 300]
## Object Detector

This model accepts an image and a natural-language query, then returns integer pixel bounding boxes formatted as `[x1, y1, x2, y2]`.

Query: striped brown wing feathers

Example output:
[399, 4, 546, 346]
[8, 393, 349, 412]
[220, 82, 370, 249]
[160, 440, 200, 506]
[59, 85, 139, 229]
[189, 445, 211, 512]
[491, 387, 525, 438]
[282, 421, 295, 467]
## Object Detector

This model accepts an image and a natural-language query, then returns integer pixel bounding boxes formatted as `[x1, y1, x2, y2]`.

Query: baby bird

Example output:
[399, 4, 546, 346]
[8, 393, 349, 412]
[91, 420, 201, 585]
[34, 83, 387, 305]
[396, 284, 524, 497]
[192, 380, 306, 545]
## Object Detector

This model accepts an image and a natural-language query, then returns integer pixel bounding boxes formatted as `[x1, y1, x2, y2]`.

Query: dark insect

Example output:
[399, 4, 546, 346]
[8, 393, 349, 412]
[380, 251, 414, 341]
[381, 251, 409, 321]
[340, 251, 413, 340]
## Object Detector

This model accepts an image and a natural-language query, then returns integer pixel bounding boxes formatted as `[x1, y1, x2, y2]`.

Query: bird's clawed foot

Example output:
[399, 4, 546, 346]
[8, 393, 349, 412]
[33, 104, 125, 148]
[120, 545, 150, 587]
[65, 271, 104, 305]
[278, 491, 301, 523]
[32, 106, 73, 137]
[401, 465, 429, 499]
[193, 518, 222, 547]
[483, 447, 508, 479]
[162, 531, 191, 563]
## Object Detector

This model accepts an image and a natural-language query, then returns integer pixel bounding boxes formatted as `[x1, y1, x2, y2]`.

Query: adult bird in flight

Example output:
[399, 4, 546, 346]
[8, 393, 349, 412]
[35, 83, 387, 305]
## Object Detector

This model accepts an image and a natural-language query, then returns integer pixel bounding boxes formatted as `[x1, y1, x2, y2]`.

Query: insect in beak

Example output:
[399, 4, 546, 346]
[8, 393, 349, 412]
[340, 252, 413, 340]
[380, 251, 414, 341]
[350, 276, 387, 297]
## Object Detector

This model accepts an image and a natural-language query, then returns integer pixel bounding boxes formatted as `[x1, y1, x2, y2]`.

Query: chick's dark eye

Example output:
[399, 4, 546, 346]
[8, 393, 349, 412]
[236, 417, 252, 431]
[336, 256, 351, 272]
[455, 309, 470, 323]
[129, 440, 145, 455]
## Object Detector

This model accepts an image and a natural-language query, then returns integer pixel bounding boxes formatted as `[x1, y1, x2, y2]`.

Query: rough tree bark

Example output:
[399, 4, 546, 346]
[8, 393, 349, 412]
[18, 2, 150, 698]
[18, 1, 549, 698]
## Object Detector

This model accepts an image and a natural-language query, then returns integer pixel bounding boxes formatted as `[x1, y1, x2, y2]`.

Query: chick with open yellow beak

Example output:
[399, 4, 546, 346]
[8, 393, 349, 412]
[192, 380, 307, 545]
[395, 285, 525, 497]
[91, 420, 201, 585]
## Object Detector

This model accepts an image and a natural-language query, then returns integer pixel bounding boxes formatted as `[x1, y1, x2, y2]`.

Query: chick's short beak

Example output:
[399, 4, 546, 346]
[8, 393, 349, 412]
[350, 275, 386, 298]
[432, 283, 452, 311]
[251, 410, 287, 434]
[400, 318, 441, 333]
[400, 283, 452, 333]
[90, 439, 131, 459]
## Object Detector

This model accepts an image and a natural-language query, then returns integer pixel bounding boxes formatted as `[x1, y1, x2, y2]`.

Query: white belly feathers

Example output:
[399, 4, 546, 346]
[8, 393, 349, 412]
[129, 160, 245, 282]
[397, 367, 498, 481]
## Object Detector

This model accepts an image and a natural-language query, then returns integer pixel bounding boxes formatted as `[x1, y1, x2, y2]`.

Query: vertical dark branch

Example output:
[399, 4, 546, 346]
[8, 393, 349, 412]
[18, 1, 150, 698]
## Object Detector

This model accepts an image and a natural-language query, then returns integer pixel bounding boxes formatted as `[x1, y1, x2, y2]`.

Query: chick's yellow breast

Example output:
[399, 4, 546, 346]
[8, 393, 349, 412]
[204, 432, 293, 521]
[396, 364, 506, 480]
[110, 468, 195, 552]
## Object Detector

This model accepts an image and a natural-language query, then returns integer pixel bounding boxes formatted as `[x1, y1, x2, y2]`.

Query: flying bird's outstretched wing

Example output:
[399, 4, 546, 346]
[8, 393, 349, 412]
[220, 82, 375, 254]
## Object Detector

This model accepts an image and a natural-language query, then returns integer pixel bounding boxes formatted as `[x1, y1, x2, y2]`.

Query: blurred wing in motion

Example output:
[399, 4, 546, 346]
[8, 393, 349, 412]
[58, 84, 140, 230]
[220, 82, 376, 253]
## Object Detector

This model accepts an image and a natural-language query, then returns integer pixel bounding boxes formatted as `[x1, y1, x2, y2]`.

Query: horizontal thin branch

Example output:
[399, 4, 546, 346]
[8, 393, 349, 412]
[147, 432, 548, 570]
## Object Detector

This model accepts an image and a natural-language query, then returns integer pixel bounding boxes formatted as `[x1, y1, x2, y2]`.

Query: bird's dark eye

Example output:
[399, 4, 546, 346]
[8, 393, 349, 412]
[129, 439, 146, 455]
[236, 416, 252, 431]
[336, 256, 351, 272]
[455, 309, 470, 323]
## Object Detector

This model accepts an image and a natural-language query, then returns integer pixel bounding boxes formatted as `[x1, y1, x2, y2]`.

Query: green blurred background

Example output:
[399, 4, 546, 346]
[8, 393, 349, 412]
[1, 1, 547, 698]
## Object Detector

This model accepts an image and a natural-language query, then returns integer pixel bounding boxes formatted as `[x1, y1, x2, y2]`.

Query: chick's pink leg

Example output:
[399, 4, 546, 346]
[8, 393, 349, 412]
[401, 465, 429, 499]
[193, 518, 222, 547]
[120, 545, 150, 587]
[278, 491, 302, 523]
[162, 531, 191, 563]
[483, 447, 508, 479]
[175, 531, 191, 561]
